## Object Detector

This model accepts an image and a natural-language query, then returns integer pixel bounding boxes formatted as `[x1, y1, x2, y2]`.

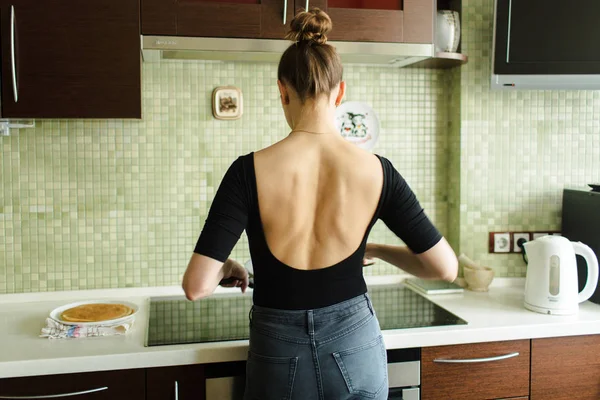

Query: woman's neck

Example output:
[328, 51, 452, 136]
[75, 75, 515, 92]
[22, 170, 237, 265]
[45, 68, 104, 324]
[289, 100, 338, 134]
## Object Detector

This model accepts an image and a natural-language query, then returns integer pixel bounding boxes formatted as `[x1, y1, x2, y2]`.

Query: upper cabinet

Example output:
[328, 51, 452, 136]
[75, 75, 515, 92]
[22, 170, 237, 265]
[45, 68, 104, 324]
[307, 0, 433, 43]
[0, 0, 141, 119]
[142, 0, 433, 44]
[142, 0, 295, 39]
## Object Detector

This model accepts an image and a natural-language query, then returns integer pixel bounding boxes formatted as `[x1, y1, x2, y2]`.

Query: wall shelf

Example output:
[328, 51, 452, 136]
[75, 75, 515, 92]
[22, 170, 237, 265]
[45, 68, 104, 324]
[412, 52, 468, 69]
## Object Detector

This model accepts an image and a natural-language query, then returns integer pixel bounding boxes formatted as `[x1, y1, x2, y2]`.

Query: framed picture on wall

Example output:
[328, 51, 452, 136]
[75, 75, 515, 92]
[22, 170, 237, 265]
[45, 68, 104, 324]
[212, 86, 243, 120]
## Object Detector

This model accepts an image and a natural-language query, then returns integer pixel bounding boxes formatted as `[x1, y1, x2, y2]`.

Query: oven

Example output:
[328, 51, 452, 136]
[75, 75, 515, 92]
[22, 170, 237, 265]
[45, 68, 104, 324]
[387, 348, 421, 400]
[204, 348, 421, 400]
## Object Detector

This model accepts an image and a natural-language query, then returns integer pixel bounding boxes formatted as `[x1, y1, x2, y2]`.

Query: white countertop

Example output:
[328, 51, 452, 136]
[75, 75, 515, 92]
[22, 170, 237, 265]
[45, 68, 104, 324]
[1, 277, 600, 379]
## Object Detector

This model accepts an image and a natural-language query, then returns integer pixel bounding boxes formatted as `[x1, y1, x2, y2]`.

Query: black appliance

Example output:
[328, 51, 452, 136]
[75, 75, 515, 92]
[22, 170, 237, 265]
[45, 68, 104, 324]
[492, 0, 600, 89]
[562, 187, 600, 304]
[145, 285, 466, 347]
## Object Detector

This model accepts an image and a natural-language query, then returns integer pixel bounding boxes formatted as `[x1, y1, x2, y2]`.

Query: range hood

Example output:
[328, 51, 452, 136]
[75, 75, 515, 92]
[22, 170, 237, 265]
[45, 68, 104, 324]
[141, 36, 434, 67]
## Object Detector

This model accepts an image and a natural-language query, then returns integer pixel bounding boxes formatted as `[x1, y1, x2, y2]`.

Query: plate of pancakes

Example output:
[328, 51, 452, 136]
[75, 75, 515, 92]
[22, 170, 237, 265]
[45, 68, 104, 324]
[49, 300, 138, 326]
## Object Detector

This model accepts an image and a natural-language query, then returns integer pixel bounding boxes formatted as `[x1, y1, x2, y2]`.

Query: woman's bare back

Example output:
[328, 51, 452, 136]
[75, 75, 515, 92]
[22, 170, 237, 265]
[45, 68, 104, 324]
[254, 132, 383, 270]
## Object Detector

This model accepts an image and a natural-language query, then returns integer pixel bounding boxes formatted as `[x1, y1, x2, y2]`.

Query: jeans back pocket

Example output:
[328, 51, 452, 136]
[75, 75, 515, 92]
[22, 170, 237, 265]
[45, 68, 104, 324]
[333, 335, 388, 399]
[244, 352, 298, 400]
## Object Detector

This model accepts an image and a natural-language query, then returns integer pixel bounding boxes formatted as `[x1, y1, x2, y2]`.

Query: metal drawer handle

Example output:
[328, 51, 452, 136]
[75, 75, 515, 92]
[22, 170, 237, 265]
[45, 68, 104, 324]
[10, 5, 18, 102]
[433, 352, 520, 364]
[283, 0, 288, 25]
[174, 381, 179, 400]
[0, 387, 108, 399]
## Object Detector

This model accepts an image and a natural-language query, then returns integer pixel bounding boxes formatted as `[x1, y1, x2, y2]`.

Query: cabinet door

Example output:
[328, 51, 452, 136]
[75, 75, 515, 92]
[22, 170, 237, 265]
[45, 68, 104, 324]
[142, 0, 293, 39]
[0, 0, 141, 119]
[146, 364, 206, 400]
[303, 0, 433, 43]
[0, 369, 145, 399]
[421, 340, 530, 400]
[531, 335, 600, 400]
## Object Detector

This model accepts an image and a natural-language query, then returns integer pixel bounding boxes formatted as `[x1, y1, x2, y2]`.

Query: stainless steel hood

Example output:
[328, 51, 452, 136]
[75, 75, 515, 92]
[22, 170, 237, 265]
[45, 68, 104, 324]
[141, 36, 434, 67]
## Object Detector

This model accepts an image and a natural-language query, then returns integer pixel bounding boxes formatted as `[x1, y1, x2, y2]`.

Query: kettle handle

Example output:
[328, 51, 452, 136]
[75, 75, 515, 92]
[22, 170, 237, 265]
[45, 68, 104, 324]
[572, 242, 599, 303]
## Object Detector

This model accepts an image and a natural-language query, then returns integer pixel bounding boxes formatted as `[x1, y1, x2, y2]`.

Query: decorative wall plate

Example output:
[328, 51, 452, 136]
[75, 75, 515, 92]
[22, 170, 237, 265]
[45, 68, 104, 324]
[212, 86, 243, 120]
[335, 101, 380, 150]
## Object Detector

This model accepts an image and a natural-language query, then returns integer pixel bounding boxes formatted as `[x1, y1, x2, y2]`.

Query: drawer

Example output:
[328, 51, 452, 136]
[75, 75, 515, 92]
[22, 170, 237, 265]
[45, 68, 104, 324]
[421, 340, 530, 400]
[0, 369, 145, 400]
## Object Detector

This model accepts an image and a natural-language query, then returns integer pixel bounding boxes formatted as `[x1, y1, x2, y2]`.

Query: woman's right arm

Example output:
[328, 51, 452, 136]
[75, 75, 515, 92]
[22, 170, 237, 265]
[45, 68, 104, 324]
[365, 240, 458, 282]
[376, 156, 458, 281]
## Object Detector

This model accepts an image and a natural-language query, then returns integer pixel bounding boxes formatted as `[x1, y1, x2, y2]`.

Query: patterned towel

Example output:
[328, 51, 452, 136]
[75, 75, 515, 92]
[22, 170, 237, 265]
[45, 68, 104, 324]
[40, 318, 133, 339]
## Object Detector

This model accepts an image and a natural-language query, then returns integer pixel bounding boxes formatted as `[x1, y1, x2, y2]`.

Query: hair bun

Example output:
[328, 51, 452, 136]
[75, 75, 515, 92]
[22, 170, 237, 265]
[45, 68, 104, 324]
[286, 8, 332, 45]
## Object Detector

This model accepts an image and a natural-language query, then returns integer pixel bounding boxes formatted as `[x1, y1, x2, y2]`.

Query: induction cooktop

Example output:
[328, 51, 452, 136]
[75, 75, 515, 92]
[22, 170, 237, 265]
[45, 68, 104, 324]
[145, 285, 467, 347]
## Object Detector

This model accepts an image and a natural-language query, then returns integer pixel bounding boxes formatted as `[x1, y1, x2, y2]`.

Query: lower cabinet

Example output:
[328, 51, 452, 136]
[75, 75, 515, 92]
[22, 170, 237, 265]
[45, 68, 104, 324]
[146, 364, 205, 400]
[0, 369, 145, 399]
[421, 340, 530, 400]
[146, 361, 246, 400]
[2, 334, 599, 400]
[531, 334, 600, 400]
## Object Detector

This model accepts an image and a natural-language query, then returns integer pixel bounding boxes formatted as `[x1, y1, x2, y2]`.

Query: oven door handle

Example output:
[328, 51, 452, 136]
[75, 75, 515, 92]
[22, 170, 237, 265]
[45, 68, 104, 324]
[433, 352, 520, 363]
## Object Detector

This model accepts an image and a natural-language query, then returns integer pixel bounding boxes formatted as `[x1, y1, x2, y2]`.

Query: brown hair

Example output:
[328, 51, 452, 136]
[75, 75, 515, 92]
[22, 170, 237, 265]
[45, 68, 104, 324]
[278, 8, 343, 103]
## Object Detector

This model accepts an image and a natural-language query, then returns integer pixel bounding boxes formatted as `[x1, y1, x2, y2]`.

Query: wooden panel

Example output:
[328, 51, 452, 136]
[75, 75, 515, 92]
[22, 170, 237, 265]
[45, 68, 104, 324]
[498, 397, 529, 400]
[142, 0, 177, 35]
[177, 2, 261, 37]
[403, 0, 433, 43]
[0, 369, 145, 399]
[261, 0, 294, 39]
[305, 0, 327, 10]
[327, 8, 403, 42]
[421, 340, 530, 400]
[531, 335, 600, 400]
[328, 0, 402, 10]
[0, 0, 141, 119]
[147, 364, 206, 400]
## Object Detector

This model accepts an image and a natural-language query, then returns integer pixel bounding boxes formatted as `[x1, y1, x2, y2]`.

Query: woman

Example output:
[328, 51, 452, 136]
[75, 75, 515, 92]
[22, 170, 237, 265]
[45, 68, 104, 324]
[182, 8, 458, 400]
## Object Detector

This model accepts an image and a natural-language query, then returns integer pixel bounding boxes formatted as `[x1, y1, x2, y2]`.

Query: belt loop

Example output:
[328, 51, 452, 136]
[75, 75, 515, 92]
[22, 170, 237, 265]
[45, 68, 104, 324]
[307, 310, 315, 336]
[365, 294, 374, 315]
[249, 306, 254, 327]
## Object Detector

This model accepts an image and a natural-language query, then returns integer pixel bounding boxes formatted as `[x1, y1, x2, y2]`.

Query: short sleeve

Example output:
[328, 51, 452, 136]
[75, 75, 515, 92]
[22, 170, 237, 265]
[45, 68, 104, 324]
[193, 156, 251, 262]
[378, 157, 442, 254]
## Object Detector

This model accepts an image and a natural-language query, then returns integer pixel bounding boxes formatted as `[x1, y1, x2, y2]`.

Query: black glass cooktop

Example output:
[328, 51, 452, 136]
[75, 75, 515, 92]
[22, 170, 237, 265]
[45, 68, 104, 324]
[145, 285, 467, 347]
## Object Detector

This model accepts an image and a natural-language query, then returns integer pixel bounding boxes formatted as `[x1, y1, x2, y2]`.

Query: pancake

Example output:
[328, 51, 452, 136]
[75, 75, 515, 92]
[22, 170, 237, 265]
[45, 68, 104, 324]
[61, 303, 133, 323]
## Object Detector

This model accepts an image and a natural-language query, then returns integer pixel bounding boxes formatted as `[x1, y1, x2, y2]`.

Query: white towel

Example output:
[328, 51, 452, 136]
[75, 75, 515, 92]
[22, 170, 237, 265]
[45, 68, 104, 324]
[40, 318, 133, 339]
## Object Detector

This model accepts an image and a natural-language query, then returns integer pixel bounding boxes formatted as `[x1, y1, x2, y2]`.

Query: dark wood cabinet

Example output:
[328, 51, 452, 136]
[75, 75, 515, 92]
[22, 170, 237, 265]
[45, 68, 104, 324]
[421, 340, 530, 400]
[147, 362, 246, 400]
[0, 0, 141, 119]
[142, 0, 294, 39]
[147, 364, 206, 400]
[0, 369, 145, 399]
[142, 0, 434, 43]
[301, 0, 433, 43]
[531, 335, 600, 400]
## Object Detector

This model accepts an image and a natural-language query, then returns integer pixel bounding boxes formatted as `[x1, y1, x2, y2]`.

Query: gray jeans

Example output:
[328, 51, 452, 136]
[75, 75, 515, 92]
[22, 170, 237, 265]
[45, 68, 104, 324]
[244, 294, 388, 400]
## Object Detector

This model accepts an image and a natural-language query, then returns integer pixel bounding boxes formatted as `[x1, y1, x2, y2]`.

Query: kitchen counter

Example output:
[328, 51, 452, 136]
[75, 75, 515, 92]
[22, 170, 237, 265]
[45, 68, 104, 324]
[1, 277, 600, 379]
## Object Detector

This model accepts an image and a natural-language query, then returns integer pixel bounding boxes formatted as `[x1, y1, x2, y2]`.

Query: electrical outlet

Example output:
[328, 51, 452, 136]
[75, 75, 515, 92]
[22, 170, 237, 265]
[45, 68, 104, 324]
[512, 233, 530, 253]
[490, 231, 561, 253]
[491, 232, 511, 253]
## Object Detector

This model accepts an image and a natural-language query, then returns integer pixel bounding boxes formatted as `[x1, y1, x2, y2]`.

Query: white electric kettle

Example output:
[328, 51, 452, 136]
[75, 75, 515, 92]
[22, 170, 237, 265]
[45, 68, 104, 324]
[523, 236, 599, 315]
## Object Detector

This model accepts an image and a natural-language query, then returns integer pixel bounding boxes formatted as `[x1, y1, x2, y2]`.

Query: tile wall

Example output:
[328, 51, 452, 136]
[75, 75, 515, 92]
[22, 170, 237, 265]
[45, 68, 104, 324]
[458, 0, 600, 276]
[0, 61, 449, 293]
[3, 0, 598, 293]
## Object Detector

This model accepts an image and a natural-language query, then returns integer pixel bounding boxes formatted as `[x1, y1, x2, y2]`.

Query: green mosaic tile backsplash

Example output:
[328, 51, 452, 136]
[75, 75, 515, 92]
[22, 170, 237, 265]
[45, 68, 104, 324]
[458, 0, 600, 276]
[0, 62, 450, 293]
[3, 0, 598, 294]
